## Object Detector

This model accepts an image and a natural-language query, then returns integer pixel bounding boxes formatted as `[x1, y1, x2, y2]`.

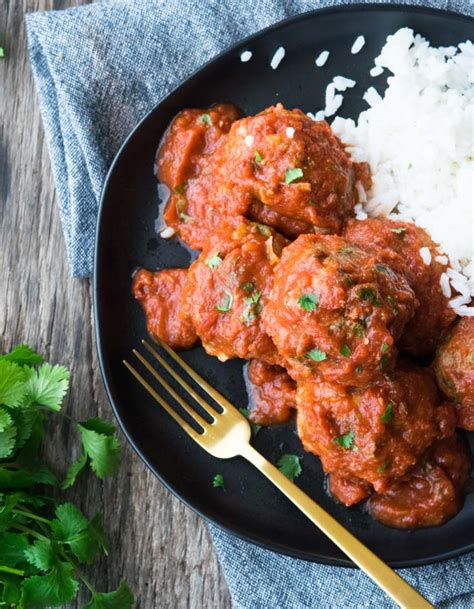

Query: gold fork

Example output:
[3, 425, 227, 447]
[124, 338, 433, 609]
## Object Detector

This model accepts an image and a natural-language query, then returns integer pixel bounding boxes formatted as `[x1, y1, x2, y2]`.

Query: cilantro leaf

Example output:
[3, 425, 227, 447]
[254, 149, 263, 163]
[24, 539, 56, 571]
[0, 426, 17, 459]
[0, 407, 13, 431]
[200, 113, 212, 125]
[239, 407, 261, 436]
[83, 580, 134, 609]
[297, 293, 319, 312]
[333, 431, 355, 449]
[78, 418, 120, 478]
[212, 474, 225, 489]
[380, 342, 390, 354]
[62, 451, 87, 490]
[0, 345, 43, 367]
[66, 513, 108, 565]
[285, 167, 303, 184]
[381, 402, 394, 424]
[51, 503, 88, 541]
[340, 344, 351, 357]
[20, 561, 79, 606]
[391, 227, 406, 234]
[277, 454, 302, 481]
[306, 348, 327, 362]
[0, 361, 27, 407]
[216, 289, 233, 313]
[205, 251, 222, 269]
[23, 364, 70, 411]
[0, 532, 30, 568]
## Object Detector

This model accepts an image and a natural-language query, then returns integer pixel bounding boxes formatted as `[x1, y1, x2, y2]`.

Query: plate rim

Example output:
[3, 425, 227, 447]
[94, 2, 474, 568]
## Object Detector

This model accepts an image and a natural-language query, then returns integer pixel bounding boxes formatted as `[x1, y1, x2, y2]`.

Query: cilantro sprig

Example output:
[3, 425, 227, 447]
[0, 344, 133, 608]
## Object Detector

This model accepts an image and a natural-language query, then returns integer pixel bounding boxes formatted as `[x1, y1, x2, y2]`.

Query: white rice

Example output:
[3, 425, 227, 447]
[333, 76, 356, 91]
[323, 76, 356, 117]
[315, 50, 330, 67]
[160, 226, 175, 239]
[240, 51, 252, 62]
[351, 35, 366, 54]
[419, 247, 432, 266]
[314, 110, 325, 121]
[370, 65, 384, 77]
[331, 28, 474, 315]
[270, 46, 285, 69]
[286, 127, 295, 138]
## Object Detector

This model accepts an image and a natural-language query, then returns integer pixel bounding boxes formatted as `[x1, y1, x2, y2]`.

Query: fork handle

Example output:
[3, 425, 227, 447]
[240, 443, 433, 609]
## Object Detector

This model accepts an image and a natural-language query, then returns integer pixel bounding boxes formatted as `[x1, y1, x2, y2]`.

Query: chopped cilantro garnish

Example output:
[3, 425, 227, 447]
[205, 251, 222, 269]
[340, 344, 351, 357]
[212, 474, 225, 489]
[254, 149, 263, 163]
[378, 460, 390, 473]
[381, 402, 394, 423]
[176, 199, 191, 222]
[387, 295, 399, 316]
[355, 365, 363, 375]
[380, 342, 390, 354]
[240, 282, 255, 292]
[241, 291, 262, 324]
[174, 182, 186, 195]
[306, 348, 327, 362]
[200, 113, 212, 125]
[277, 454, 302, 481]
[244, 291, 262, 306]
[216, 289, 233, 312]
[285, 167, 303, 184]
[380, 354, 391, 370]
[352, 320, 366, 338]
[332, 431, 355, 450]
[339, 247, 353, 255]
[358, 287, 381, 306]
[255, 223, 272, 236]
[297, 293, 320, 312]
[391, 227, 406, 234]
[308, 199, 317, 206]
[239, 408, 261, 436]
[375, 264, 390, 274]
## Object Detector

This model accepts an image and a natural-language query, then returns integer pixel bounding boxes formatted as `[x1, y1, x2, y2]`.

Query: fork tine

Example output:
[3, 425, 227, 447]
[123, 359, 203, 439]
[132, 349, 212, 428]
[142, 340, 228, 418]
[144, 338, 236, 412]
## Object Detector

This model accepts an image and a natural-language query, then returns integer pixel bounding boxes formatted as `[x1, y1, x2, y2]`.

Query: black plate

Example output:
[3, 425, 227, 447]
[94, 4, 474, 567]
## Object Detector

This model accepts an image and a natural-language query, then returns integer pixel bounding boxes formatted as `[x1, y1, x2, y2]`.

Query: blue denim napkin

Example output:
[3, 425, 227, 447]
[26, 1, 474, 607]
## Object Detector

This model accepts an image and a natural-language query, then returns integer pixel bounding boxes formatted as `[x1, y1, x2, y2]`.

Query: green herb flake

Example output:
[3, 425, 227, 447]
[381, 401, 394, 424]
[355, 365, 363, 375]
[375, 264, 390, 274]
[352, 321, 366, 338]
[378, 460, 390, 473]
[308, 199, 317, 206]
[0, 48, 4, 59]
[212, 474, 225, 489]
[391, 227, 406, 235]
[340, 344, 351, 357]
[200, 113, 212, 125]
[306, 348, 327, 363]
[239, 407, 261, 436]
[216, 289, 233, 313]
[380, 354, 391, 370]
[205, 251, 222, 269]
[284, 167, 303, 185]
[332, 431, 355, 450]
[255, 223, 272, 236]
[297, 293, 320, 312]
[176, 199, 191, 222]
[339, 247, 353, 255]
[387, 295, 399, 316]
[254, 149, 263, 163]
[358, 287, 381, 306]
[174, 182, 186, 195]
[277, 454, 302, 481]
[240, 282, 255, 292]
[243, 291, 262, 306]
[380, 342, 390, 354]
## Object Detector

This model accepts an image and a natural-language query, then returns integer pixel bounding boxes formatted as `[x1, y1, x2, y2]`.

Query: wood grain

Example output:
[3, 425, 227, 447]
[0, 1, 232, 607]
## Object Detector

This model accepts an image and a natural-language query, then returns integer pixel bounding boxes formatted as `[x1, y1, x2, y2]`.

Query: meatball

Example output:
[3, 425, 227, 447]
[132, 268, 197, 350]
[327, 473, 373, 507]
[296, 363, 455, 494]
[262, 234, 417, 386]
[369, 434, 471, 529]
[343, 217, 456, 356]
[181, 223, 286, 362]
[245, 359, 296, 425]
[159, 104, 369, 250]
[158, 104, 241, 249]
[434, 317, 474, 430]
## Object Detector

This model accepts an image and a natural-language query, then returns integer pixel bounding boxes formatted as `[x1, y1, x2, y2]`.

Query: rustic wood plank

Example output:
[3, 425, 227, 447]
[0, 1, 232, 607]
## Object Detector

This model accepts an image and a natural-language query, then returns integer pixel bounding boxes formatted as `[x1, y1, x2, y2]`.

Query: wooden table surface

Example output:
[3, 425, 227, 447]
[1, 2, 232, 607]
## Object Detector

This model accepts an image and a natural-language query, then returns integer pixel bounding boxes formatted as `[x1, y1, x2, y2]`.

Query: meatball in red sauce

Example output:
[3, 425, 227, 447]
[296, 363, 455, 496]
[434, 317, 474, 430]
[132, 268, 197, 350]
[343, 217, 456, 356]
[263, 233, 417, 386]
[246, 359, 296, 425]
[369, 434, 471, 529]
[181, 222, 286, 363]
